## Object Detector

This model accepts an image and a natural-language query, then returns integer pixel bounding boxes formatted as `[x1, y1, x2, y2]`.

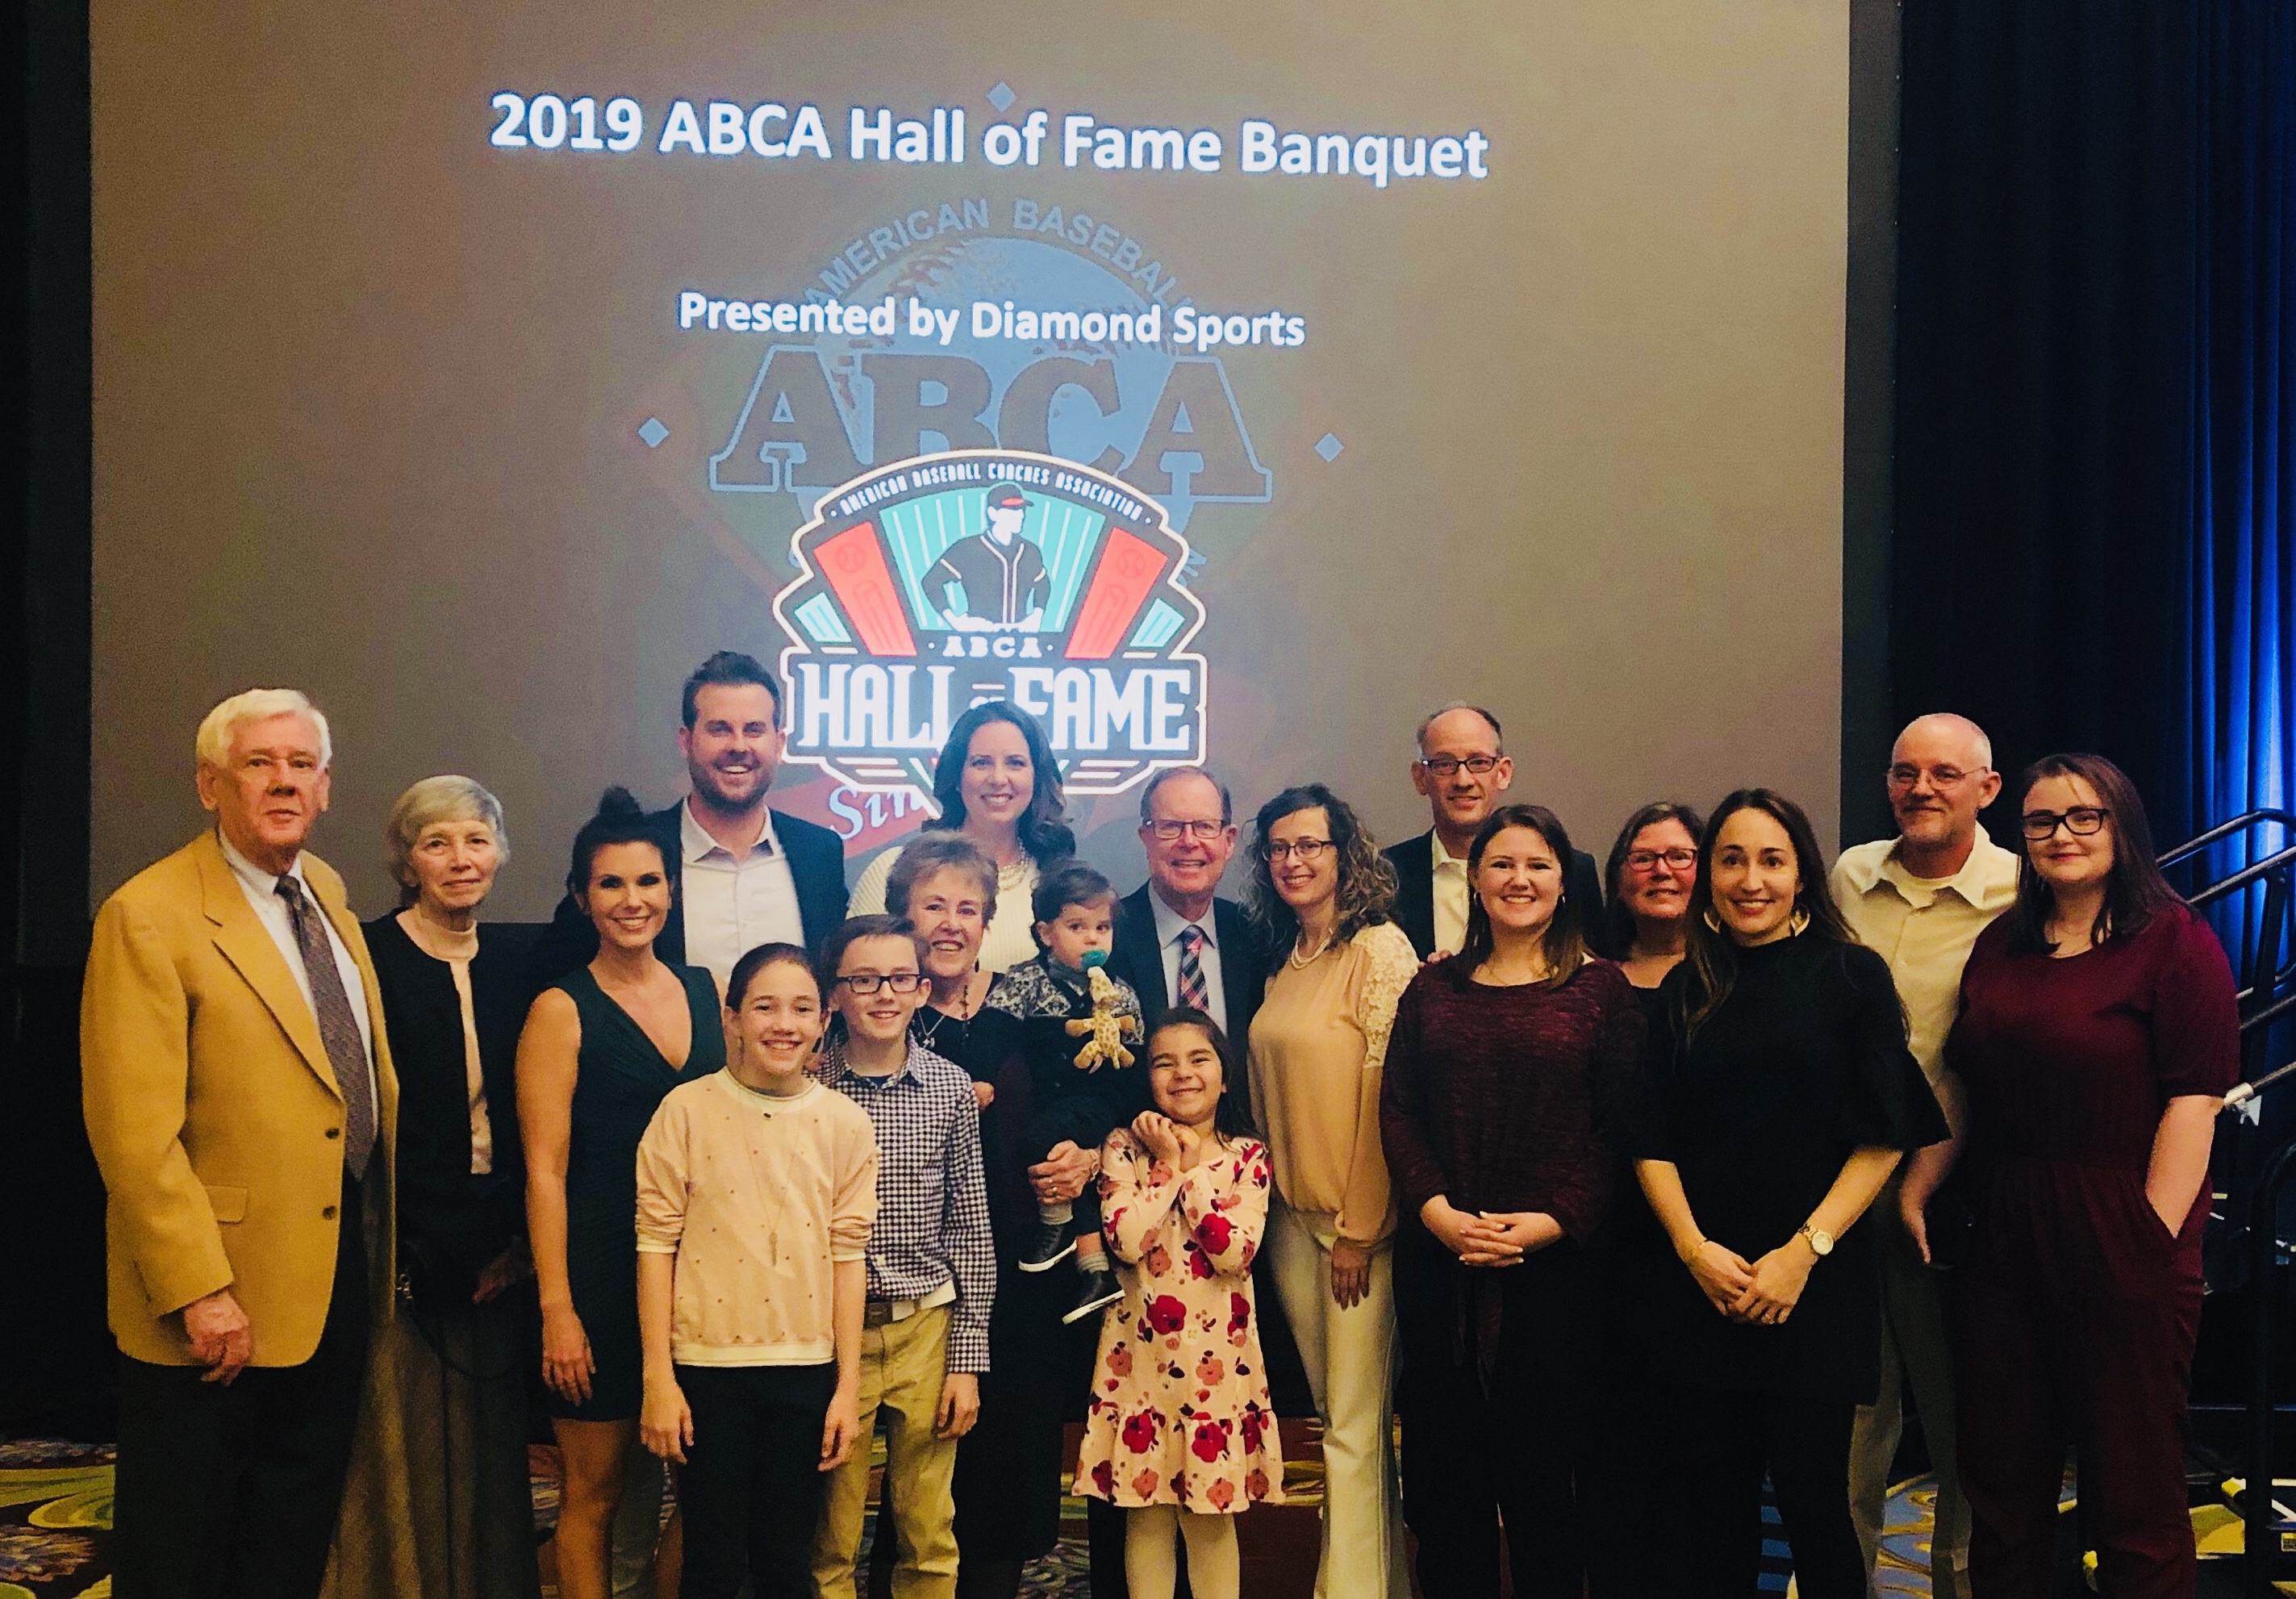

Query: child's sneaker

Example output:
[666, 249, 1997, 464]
[1018, 1217, 1076, 1273]
[1062, 1261, 1124, 1324]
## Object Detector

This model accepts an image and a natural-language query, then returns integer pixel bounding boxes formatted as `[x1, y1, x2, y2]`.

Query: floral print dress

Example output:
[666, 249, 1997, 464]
[1075, 1130, 1284, 1513]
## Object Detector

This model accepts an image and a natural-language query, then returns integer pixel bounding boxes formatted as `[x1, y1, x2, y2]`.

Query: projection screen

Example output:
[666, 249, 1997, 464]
[92, 0, 1847, 915]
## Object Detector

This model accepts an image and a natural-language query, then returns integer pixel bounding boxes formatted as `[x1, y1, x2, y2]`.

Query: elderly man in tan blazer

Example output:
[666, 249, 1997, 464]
[82, 687, 397, 1599]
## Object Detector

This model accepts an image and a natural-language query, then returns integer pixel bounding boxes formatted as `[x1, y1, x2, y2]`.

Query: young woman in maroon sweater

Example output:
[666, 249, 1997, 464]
[1380, 804, 1646, 1599]
[1935, 754, 2237, 1599]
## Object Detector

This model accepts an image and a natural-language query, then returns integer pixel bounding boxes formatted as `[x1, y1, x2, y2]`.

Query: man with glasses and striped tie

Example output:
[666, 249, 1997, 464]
[81, 688, 397, 1599]
[1108, 767, 1267, 1054]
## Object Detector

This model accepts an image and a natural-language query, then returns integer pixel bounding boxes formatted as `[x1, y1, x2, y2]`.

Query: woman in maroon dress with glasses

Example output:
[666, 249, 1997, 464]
[1943, 754, 2237, 1599]
[1380, 804, 1645, 1599]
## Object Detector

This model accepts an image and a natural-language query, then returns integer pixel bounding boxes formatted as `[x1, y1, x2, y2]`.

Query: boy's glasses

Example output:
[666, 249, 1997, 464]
[834, 971, 925, 995]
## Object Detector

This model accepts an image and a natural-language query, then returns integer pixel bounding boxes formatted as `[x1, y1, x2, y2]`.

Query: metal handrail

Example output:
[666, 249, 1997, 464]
[2165, 809, 2296, 873]
[2248, 1133, 2296, 1596]
[2190, 845, 2296, 910]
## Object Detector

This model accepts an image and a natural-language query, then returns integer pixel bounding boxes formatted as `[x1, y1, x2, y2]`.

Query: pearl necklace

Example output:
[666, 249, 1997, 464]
[1288, 932, 1334, 971]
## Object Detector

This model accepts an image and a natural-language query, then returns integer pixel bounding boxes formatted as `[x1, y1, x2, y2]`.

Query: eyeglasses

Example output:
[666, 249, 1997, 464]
[2021, 807, 2110, 841]
[1419, 755, 1501, 778]
[1146, 819, 1227, 842]
[1626, 849, 1698, 872]
[1886, 764, 1985, 791]
[834, 971, 925, 995]
[1263, 838, 1336, 862]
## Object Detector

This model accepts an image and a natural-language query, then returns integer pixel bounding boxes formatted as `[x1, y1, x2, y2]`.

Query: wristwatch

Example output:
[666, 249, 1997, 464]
[1797, 1224, 1835, 1257]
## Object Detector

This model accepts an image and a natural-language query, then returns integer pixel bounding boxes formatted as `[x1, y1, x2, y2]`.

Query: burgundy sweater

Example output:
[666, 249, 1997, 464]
[1380, 958, 1647, 1242]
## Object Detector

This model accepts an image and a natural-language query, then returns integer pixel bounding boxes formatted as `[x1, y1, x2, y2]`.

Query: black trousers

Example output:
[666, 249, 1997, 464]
[675, 1362, 837, 1599]
[1396, 1235, 1599, 1599]
[114, 1171, 371, 1599]
[1656, 1385, 1866, 1599]
[1577, 1290, 1672, 1599]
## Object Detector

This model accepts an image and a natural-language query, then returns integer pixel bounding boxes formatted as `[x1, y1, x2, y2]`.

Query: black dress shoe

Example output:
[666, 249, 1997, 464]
[1062, 1263, 1125, 1325]
[1018, 1218, 1075, 1273]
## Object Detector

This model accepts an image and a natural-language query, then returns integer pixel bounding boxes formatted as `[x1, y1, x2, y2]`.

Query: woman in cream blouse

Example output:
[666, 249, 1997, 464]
[1244, 782, 1417, 1599]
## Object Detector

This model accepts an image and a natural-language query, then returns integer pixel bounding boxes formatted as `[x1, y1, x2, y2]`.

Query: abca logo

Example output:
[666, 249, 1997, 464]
[773, 448, 1208, 800]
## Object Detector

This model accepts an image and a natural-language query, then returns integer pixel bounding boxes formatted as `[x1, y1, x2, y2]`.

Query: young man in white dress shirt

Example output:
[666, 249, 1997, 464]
[537, 651, 849, 990]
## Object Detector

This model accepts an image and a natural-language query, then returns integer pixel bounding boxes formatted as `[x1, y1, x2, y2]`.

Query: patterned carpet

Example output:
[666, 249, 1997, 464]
[0, 1430, 2258, 1597]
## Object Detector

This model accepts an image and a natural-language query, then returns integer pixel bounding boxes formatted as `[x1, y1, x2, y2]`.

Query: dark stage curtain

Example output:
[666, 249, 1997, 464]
[1896, 0, 2296, 978]
[1892, 0, 2198, 817]
[2175, 2, 2296, 986]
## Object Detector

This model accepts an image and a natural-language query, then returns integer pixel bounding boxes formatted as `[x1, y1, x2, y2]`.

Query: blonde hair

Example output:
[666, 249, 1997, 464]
[386, 775, 508, 905]
[195, 688, 332, 769]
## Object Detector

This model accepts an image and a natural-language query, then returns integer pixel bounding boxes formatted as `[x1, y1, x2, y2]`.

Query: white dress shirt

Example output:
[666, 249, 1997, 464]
[1430, 832, 1471, 957]
[679, 800, 805, 991]
[1150, 887, 1230, 1036]
[218, 831, 377, 1084]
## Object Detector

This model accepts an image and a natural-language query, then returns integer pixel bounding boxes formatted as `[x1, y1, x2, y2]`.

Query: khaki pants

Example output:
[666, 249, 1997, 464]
[1265, 1198, 1409, 1599]
[1849, 1217, 1968, 1599]
[812, 1304, 959, 1599]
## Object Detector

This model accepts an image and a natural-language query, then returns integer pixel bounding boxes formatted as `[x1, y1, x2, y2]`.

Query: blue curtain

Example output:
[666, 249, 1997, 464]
[2174, 1, 2296, 988]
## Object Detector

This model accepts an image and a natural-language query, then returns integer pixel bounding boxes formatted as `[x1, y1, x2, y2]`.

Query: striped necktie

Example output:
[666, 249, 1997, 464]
[1176, 924, 1209, 1011]
[276, 875, 376, 1181]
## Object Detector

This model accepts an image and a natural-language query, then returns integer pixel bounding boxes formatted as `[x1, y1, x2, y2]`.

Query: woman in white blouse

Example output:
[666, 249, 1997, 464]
[849, 703, 1076, 975]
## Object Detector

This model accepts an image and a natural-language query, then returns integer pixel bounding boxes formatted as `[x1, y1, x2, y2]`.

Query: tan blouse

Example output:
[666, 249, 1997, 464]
[1246, 920, 1418, 1246]
[396, 908, 492, 1173]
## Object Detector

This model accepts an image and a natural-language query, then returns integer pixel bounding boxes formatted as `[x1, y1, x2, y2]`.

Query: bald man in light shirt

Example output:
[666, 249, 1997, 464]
[1830, 712, 2019, 1599]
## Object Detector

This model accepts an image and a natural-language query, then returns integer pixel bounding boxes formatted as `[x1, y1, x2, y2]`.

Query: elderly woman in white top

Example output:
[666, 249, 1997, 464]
[337, 776, 541, 1599]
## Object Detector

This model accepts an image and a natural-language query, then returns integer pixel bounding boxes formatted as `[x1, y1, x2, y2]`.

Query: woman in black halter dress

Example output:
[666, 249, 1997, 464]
[520, 789, 723, 1599]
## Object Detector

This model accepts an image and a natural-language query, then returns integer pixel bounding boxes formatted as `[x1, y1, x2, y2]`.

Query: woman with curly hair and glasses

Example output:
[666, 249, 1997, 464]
[1626, 787, 1947, 1597]
[850, 702, 1076, 975]
[1942, 754, 2237, 1597]
[1244, 783, 1416, 1599]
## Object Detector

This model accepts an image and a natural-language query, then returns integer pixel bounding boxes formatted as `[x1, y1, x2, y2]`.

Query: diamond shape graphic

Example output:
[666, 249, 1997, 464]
[1314, 432, 1343, 462]
[987, 81, 1017, 112]
[638, 417, 669, 449]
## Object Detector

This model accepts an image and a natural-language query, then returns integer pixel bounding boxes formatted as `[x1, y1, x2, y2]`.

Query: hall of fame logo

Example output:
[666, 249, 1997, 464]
[770, 448, 1208, 799]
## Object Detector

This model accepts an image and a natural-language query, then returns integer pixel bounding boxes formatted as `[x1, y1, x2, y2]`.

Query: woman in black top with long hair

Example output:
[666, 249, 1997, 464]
[1626, 788, 1947, 1598]
[517, 788, 724, 1599]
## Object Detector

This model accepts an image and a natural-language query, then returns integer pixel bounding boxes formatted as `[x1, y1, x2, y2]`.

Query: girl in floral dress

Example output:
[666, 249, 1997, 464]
[1075, 1008, 1283, 1599]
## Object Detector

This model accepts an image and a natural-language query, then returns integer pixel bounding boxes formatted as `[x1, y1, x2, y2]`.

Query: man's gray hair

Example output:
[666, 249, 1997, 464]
[1138, 766, 1233, 826]
[1413, 701, 1505, 758]
[386, 775, 508, 901]
[195, 688, 332, 769]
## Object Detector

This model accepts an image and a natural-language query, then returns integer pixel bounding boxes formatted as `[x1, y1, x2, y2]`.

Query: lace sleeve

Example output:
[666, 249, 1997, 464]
[848, 847, 894, 916]
[1355, 921, 1421, 1073]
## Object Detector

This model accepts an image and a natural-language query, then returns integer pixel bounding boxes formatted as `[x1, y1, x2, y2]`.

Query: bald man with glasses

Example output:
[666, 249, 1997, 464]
[1383, 703, 1607, 959]
[1829, 712, 2020, 1599]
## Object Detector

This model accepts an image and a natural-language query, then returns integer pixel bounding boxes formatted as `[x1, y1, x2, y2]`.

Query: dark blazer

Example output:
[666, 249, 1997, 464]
[533, 800, 849, 981]
[1384, 826, 1610, 960]
[1108, 883, 1267, 1050]
[363, 913, 533, 1285]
